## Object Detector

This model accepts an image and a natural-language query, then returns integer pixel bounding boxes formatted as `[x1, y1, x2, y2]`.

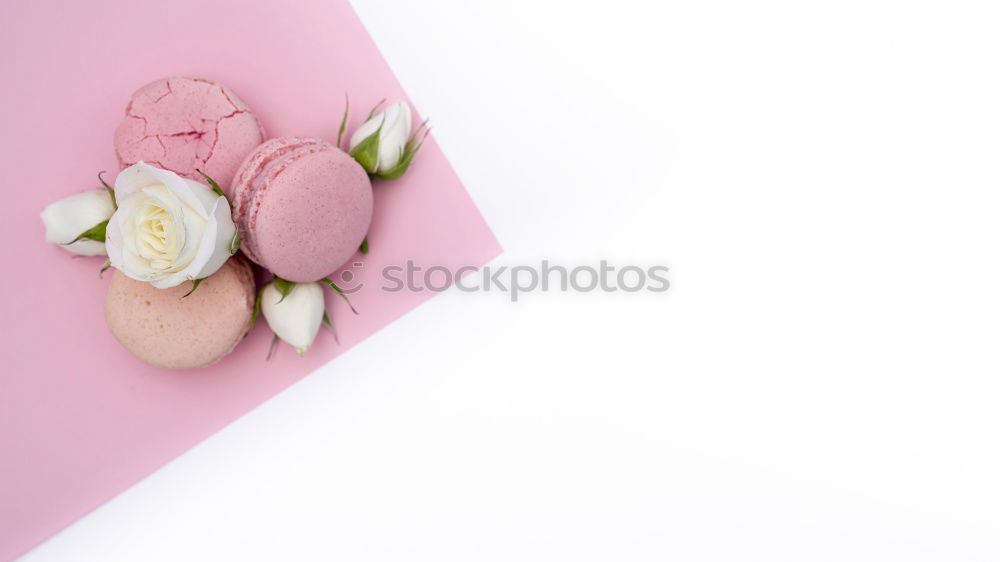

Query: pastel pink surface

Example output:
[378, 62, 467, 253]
[232, 137, 373, 282]
[0, 1, 501, 560]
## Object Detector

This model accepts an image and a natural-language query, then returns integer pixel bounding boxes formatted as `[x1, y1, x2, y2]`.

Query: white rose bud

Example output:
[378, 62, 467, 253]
[105, 162, 237, 289]
[349, 100, 422, 179]
[261, 280, 326, 355]
[41, 189, 115, 256]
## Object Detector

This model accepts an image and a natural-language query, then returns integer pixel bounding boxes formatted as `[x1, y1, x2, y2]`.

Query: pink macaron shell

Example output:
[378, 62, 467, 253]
[113, 77, 265, 187]
[246, 145, 373, 282]
[228, 137, 318, 234]
[104, 256, 256, 370]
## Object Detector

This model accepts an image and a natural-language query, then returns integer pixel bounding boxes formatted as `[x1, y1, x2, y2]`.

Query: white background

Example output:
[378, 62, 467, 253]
[24, 0, 1000, 560]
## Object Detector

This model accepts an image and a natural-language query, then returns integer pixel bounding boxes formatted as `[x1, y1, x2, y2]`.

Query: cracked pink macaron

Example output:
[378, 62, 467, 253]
[114, 77, 265, 188]
[229, 137, 373, 282]
[105, 256, 257, 370]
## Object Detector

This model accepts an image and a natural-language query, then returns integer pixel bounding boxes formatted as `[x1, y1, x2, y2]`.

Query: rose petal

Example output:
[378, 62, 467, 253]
[113, 162, 161, 199]
[262, 281, 325, 354]
[150, 196, 235, 288]
[118, 162, 213, 221]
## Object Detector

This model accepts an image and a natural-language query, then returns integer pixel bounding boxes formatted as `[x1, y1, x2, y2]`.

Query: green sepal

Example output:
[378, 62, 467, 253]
[322, 311, 339, 344]
[366, 98, 386, 120]
[337, 94, 350, 150]
[359, 237, 369, 255]
[266, 333, 280, 361]
[410, 117, 430, 144]
[375, 120, 429, 181]
[195, 169, 227, 199]
[99, 260, 112, 279]
[375, 145, 419, 180]
[182, 278, 203, 298]
[98, 171, 117, 209]
[229, 230, 241, 254]
[272, 277, 295, 303]
[248, 284, 266, 332]
[66, 219, 108, 245]
[194, 169, 240, 253]
[321, 277, 358, 314]
[348, 121, 383, 174]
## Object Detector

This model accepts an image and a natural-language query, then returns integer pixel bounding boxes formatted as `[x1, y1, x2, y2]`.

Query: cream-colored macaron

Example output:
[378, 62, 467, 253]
[105, 256, 256, 369]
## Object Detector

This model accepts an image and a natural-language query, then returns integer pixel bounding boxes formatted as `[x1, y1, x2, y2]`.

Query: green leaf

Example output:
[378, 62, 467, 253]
[272, 277, 295, 303]
[348, 120, 383, 174]
[337, 94, 350, 150]
[359, 237, 369, 255]
[99, 259, 112, 279]
[321, 277, 358, 314]
[98, 171, 117, 209]
[66, 219, 108, 245]
[195, 169, 227, 199]
[248, 284, 266, 332]
[182, 278, 203, 298]
[229, 229, 241, 254]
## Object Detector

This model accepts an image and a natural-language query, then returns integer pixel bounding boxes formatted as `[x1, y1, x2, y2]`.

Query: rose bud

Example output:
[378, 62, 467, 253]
[261, 280, 325, 355]
[41, 189, 115, 256]
[105, 162, 238, 289]
[349, 100, 427, 180]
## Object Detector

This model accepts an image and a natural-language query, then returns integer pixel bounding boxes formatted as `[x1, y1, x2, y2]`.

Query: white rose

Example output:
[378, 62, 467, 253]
[105, 162, 237, 289]
[261, 281, 325, 355]
[40, 189, 115, 256]
[349, 100, 414, 176]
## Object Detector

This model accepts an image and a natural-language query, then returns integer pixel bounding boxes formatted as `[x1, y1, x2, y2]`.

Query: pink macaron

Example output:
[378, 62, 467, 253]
[114, 77, 265, 188]
[229, 137, 373, 282]
[105, 256, 257, 370]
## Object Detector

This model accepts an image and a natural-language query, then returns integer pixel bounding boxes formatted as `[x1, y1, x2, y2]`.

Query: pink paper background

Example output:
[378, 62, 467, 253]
[0, 1, 500, 559]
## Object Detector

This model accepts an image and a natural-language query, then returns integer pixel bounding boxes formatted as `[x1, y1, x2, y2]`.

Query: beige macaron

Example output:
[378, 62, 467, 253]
[105, 256, 256, 369]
